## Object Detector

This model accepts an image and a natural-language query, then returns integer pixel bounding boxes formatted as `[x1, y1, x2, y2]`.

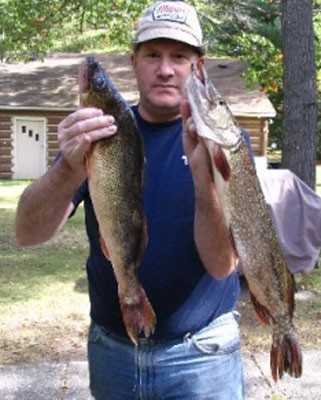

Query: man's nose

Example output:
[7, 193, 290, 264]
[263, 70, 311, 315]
[156, 58, 175, 77]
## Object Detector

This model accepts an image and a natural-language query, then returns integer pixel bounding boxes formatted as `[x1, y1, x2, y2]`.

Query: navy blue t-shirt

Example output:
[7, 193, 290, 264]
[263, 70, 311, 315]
[72, 106, 251, 339]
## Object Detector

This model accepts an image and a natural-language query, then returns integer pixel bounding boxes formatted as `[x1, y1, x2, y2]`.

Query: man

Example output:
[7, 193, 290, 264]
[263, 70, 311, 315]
[16, 1, 251, 398]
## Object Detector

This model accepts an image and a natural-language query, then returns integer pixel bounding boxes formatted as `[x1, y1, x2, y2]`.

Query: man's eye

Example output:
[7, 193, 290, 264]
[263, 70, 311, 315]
[173, 54, 189, 63]
[147, 52, 159, 58]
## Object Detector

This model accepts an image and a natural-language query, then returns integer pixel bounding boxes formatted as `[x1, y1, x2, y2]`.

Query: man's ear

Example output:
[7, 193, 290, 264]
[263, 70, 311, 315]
[130, 53, 137, 68]
[198, 57, 205, 66]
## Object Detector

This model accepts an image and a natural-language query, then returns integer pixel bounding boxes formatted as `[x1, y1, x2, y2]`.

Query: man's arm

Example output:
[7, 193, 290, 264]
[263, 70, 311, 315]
[15, 107, 117, 246]
[180, 101, 237, 279]
[190, 159, 237, 279]
[16, 159, 80, 246]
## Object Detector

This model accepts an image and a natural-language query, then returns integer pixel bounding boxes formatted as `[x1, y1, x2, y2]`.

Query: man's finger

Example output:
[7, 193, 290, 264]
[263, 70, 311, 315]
[180, 99, 191, 122]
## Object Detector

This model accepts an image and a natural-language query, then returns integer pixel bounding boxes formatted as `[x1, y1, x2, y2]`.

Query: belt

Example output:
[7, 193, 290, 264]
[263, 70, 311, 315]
[98, 311, 237, 345]
[99, 325, 184, 345]
[100, 326, 134, 344]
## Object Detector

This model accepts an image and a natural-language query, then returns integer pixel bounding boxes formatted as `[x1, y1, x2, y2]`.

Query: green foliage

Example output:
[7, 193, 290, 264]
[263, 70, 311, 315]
[54, 30, 110, 53]
[0, 0, 320, 157]
[105, 0, 149, 48]
[0, 0, 79, 60]
[0, 0, 149, 60]
[236, 33, 284, 147]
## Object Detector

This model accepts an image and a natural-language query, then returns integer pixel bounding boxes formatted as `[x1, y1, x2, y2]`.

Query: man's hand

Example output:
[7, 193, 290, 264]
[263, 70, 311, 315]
[180, 99, 237, 278]
[180, 99, 212, 183]
[58, 107, 117, 175]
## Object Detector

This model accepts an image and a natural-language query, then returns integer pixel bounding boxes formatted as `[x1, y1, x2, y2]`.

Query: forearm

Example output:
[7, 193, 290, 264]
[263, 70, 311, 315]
[15, 157, 84, 246]
[193, 172, 237, 279]
[15, 108, 117, 247]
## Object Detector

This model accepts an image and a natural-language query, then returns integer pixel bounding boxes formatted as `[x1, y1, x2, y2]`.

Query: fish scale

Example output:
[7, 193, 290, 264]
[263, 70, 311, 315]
[186, 62, 302, 381]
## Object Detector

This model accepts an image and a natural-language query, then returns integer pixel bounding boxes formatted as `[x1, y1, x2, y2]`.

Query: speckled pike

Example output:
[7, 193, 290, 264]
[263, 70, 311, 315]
[186, 62, 302, 381]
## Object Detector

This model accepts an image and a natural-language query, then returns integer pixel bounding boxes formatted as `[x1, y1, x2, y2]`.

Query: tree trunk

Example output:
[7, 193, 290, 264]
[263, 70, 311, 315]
[281, 0, 318, 189]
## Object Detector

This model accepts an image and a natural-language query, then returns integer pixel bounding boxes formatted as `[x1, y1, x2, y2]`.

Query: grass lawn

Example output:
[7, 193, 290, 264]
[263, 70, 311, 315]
[1, 177, 321, 367]
[0, 180, 90, 365]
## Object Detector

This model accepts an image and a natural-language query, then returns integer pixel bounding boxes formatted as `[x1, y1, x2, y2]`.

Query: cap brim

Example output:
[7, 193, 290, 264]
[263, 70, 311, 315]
[133, 27, 207, 55]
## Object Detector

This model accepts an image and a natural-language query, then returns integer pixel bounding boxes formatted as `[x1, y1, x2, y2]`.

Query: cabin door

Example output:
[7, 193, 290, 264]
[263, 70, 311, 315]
[14, 118, 46, 179]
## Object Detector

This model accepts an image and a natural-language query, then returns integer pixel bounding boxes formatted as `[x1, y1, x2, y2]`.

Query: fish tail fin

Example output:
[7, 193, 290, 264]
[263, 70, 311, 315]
[270, 332, 302, 381]
[119, 284, 156, 345]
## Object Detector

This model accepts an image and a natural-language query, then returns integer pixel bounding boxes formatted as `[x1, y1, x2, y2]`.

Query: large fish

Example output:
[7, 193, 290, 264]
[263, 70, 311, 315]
[79, 56, 156, 344]
[185, 62, 302, 381]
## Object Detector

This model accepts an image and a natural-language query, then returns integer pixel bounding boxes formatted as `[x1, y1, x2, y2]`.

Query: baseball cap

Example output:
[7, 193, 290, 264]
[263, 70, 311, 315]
[133, 1, 207, 55]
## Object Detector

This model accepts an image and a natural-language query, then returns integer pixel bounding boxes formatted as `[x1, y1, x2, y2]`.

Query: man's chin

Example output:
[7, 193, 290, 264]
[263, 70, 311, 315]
[154, 103, 181, 116]
[139, 95, 182, 120]
[150, 98, 180, 112]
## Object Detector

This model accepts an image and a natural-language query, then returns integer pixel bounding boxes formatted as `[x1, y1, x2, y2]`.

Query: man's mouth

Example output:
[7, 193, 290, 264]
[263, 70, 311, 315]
[153, 83, 177, 88]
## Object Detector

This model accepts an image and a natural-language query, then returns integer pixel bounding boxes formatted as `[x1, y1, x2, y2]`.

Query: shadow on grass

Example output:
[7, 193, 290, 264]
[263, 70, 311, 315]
[0, 247, 89, 303]
[74, 276, 88, 293]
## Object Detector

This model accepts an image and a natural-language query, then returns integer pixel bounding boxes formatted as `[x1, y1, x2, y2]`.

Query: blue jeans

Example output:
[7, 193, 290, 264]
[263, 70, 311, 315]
[88, 311, 245, 399]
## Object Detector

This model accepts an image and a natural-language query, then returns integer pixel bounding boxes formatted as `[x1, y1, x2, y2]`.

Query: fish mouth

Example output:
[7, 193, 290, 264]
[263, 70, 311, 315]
[191, 62, 227, 110]
[191, 63, 211, 103]
[87, 57, 108, 92]
[79, 56, 108, 96]
[187, 62, 242, 151]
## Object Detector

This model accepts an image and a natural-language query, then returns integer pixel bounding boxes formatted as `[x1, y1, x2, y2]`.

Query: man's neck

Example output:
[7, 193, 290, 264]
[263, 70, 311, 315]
[137, 103, 181, 124]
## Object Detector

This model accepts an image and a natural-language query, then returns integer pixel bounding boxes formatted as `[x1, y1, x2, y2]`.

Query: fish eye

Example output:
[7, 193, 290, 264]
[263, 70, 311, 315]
[93, 74, 107, 91]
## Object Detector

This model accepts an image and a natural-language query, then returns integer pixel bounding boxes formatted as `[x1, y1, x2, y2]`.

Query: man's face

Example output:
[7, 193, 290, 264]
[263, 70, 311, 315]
[131, 38, 202, 122]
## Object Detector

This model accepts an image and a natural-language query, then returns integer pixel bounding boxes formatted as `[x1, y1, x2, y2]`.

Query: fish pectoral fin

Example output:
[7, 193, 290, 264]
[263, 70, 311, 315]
[212, 144, 231, 181]
[249, 291, 271, 326]
[203, 138, 231, 182]
[100, 236, 111, 261]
